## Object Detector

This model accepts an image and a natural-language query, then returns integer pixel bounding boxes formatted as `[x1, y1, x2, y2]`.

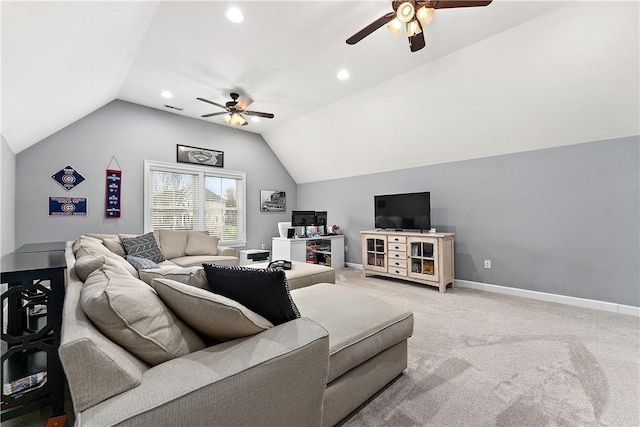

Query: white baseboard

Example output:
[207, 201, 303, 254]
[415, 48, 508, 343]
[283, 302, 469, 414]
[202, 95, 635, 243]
[456, 279, 640, 317]
[342, 265, 639, 317]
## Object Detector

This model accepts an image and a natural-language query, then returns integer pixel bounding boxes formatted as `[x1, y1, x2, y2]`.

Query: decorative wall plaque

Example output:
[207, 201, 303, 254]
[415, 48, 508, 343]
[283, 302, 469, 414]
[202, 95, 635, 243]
[51, 165, 85, 191]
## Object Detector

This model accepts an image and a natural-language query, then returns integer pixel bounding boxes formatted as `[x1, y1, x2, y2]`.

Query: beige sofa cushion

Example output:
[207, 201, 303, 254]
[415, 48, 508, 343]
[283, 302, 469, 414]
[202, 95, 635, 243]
[170, 255, 239, 267]
[139, 266, 208, 289]
[155, 229, 189, 260]
[185, 231, 219, 256]
[73, 236, 138, 277]
[80, 265, 206, 365]
[151, 278, 273, 341]
[247, 261, 335, 289]
[292, 283, 413, 383]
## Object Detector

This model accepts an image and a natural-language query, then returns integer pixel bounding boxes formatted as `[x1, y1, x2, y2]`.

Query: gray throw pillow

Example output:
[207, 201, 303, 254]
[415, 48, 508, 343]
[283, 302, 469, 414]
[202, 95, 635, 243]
[126, 255, 160, 271]
[121, 232, 165, 263]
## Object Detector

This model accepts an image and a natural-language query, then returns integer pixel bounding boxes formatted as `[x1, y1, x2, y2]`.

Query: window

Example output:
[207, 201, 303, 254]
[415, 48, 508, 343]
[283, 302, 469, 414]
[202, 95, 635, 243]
[144, 160, 246, 246]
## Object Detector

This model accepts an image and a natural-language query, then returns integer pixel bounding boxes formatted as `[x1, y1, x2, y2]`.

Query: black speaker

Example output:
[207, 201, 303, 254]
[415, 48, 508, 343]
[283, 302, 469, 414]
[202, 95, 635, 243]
[287, 228, 295, 238]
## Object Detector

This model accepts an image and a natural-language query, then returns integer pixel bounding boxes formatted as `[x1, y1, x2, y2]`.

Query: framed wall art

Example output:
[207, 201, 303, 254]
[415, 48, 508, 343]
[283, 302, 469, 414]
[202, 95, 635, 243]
[260, 190, 286, 212]
[177, 144, 224, 168]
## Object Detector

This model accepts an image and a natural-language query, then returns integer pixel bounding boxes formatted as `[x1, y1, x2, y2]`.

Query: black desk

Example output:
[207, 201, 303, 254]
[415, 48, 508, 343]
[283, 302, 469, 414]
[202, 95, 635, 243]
[1, 243, 67, 425]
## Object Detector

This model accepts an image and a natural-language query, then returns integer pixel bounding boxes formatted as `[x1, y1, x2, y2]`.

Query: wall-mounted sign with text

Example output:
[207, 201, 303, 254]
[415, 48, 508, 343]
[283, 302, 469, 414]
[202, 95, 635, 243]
[51, 165, 85, 191]
[49, 197, 87, 216]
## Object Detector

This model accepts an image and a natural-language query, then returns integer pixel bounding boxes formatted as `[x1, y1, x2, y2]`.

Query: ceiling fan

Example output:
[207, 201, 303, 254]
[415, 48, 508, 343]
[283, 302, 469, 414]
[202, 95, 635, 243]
[346, 0, 493, 52]
[196, 93, 274, 127]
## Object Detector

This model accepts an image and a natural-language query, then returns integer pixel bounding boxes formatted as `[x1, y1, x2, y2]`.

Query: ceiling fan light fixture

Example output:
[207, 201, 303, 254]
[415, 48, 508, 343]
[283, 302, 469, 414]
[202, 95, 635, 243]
[397, 2, 415, 23]
[225, 113, 247, 127]
[416, 7, 435, 27]
[406, 20, 422, 37]
[225, 7, 244, 23]
[386, 18, 402, 35]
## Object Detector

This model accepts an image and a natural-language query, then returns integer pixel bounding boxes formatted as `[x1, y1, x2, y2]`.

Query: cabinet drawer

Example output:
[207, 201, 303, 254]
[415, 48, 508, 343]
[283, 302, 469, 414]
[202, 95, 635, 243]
[387, 235, 406, 244]
[388, 243, 406, 252]
[388, 259, 407, 269]
[388, 267, 407, 277]
[387, 250, 406, 260]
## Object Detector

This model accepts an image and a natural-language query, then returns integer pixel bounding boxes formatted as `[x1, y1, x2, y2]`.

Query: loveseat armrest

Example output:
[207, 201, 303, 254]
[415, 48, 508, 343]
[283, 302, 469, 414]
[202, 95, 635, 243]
[76, 318, 330, 427]
[217, 245, 238, 257]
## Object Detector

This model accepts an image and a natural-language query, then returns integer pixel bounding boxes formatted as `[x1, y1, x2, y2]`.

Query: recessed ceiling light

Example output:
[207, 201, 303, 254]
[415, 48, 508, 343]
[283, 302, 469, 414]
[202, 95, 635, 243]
[337, 70, 350, 80]
[226, 7, 244, 23]
[251, 117, 260, 123]
[161, 90, 173, 99]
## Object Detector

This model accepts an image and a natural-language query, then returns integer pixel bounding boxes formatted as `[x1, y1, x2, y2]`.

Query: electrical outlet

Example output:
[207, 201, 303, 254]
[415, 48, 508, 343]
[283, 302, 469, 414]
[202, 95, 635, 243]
[345, 245, 348, 252]
[484, 260, 491, 269]
[261, 243, 266, 250]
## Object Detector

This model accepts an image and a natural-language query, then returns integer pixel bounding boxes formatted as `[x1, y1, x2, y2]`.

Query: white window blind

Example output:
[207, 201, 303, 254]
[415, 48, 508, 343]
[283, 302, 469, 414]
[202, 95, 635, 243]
[144, 161, 246, 246]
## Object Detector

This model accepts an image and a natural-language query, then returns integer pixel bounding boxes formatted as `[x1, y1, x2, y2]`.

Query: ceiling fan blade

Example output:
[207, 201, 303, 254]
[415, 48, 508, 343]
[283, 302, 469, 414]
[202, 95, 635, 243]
[201, 112, 227, 118]
[346, 11, 396, 45]
[409, 32, 426, 52]
[244, 110, 275, 119]
[431, 0, 492, 9]
[196, 97, 226, 109]
[236, 96, 253, 110]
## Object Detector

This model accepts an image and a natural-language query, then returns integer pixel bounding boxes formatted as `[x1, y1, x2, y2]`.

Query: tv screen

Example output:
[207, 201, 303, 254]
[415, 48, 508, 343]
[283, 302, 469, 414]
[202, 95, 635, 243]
[291, 210, 316, 227]
[314, 211, 327, 226]
[374, 192, 431, 231]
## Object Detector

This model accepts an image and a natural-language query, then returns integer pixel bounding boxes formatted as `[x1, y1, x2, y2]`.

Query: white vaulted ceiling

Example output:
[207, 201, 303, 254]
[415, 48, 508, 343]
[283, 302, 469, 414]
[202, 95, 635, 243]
[2, 1, 638, 183]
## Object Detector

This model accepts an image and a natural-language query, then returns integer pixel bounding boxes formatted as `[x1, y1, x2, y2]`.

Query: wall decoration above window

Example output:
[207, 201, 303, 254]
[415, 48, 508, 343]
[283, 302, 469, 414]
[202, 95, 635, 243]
[51, 165, 85, 191]
[177, 144, 223, 168]
[260, 190, 286, 212]
[49, 197, 87, 216]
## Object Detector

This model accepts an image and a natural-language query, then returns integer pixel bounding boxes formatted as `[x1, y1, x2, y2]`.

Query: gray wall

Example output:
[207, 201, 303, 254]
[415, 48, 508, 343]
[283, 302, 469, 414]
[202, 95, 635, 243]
[1, 136, 16, 256]
[15, 100, 296, 250]
[298, 136, 639, 307]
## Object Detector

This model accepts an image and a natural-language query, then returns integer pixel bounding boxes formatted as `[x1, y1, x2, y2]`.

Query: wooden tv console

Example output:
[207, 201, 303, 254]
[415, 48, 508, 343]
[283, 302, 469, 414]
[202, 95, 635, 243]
[360, 230, 455, 293]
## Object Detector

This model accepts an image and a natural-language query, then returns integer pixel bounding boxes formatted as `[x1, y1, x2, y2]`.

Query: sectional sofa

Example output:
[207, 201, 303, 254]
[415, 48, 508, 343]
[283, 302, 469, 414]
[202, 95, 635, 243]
[59, 231, 414, 426]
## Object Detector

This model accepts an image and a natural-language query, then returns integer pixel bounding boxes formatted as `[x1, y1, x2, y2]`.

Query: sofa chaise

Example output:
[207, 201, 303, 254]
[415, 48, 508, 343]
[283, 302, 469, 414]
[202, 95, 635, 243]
[59, 233, 413, 426]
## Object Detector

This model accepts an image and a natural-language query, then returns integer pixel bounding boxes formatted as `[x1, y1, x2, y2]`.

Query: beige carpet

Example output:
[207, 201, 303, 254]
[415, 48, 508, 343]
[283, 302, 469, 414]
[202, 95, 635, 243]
[336, 268, 640, 427]
[4, 268, 639, 426]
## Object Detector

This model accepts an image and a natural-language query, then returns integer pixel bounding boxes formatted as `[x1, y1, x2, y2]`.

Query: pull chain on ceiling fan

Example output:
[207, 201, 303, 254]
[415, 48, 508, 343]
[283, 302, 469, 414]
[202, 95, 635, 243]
[346, 0, 492, 52]
[196, 93, 275, 127]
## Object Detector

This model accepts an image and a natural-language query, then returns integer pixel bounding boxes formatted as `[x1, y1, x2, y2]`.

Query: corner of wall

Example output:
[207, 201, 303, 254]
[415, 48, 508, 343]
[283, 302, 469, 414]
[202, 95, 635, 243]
[1, 135, 16, 256]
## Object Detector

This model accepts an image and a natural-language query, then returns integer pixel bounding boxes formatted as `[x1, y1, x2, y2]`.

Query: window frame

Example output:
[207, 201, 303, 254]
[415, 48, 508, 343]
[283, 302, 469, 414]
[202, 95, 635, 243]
[143, 160, 247, 247]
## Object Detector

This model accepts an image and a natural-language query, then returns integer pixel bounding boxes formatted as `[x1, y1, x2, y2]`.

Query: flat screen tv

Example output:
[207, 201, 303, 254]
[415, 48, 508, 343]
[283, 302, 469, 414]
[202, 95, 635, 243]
[374, 192, 431, 231]
[291, 210, 316, 227]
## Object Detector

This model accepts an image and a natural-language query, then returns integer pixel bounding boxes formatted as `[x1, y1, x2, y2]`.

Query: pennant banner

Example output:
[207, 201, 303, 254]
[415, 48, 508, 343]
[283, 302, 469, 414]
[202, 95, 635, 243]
[106, 169, 122, 218]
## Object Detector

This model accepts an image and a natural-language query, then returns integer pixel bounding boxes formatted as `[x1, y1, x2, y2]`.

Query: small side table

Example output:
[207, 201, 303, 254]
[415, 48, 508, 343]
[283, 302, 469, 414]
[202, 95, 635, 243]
[239, 249, 271, 266]
[1, 242, 67, 426]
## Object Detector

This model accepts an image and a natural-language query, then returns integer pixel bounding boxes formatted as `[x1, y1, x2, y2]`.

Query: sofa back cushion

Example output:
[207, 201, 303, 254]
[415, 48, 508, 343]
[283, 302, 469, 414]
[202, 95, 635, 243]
[151, 278, 273, 341]
[185, 231, 219, 256]
[155, 229, 189, 260]
[80, 265, 206, 365]
[73, 236, 138, 277]
[139, 266, 208, 288]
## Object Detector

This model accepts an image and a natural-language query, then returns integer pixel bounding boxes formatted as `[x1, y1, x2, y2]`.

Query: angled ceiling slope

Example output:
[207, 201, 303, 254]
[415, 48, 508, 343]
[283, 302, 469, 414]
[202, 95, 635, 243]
[2, 1, 638, 185]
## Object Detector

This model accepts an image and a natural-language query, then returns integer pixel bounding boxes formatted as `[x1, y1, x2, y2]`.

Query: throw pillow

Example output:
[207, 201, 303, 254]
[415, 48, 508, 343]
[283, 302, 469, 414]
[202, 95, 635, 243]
[120, 232, 165, 263]
[202, 264, 300, 326]
[126, 255, 160, 271]
[151, 278, 273, 341]
[185, 231, 219, 256]
[80, 265, 205, 365]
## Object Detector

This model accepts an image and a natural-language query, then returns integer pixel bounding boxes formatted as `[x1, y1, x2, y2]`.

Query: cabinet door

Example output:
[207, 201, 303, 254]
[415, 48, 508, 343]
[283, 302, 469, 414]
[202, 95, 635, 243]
[362, 234, 387, 272]
[407, 237, 439, 281]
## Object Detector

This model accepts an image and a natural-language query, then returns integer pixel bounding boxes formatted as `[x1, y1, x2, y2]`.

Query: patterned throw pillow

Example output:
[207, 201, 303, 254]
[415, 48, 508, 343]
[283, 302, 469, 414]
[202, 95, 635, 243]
[120, 232, 165, 263]
[126, 255, 160, 271]
[202, 264, 300, 326]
